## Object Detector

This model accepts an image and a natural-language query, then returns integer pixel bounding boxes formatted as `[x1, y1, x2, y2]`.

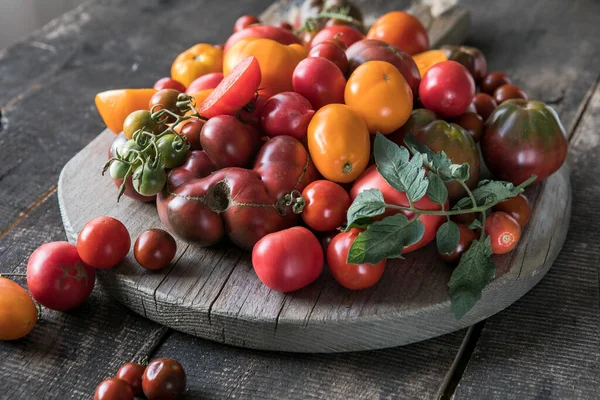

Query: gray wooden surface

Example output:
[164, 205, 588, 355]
[0, 0, 599, 398]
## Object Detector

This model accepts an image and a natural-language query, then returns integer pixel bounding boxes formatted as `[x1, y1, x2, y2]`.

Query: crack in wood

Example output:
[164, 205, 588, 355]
[207, 252, 244, 325]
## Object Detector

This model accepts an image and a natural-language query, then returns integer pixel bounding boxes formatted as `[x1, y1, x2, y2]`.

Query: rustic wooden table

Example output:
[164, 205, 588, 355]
[1, 0, 598, 398]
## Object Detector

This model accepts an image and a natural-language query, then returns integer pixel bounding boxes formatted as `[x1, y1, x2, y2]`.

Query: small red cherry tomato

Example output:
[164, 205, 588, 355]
[185, 72, 224, 94]
[485, 211, 521, 254]
[134, 229, 177, 271]
[419, 60, 475, 118]
[94, 378, 134, 400]
[116, 362, 145, 397]
[301, 180, 351, 232]
[260, 92, 315, 139]
[142, 358, 186, 400]
[77, 216, 131, 269]
[252, 227, 323, 292]
[327, 229, 386, 290]
[492, 193, 531, 227]
[153, 77, 186, 93]
[438, 223, 477, 265]
[234, 15, 260, 32]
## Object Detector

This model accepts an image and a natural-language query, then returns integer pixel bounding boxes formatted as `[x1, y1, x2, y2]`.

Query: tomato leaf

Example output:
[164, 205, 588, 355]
[374, 133, 428, 202]
[426, 173, 448, 206]
[448, 236, 495, 319]
[468, 218, 482, 230]
[436, 221, 460, 255]
[454, 180, 523, 210]
[347, 213, 425, 264]
[345, 189, 386, 231]
[404, 133, 470, 182]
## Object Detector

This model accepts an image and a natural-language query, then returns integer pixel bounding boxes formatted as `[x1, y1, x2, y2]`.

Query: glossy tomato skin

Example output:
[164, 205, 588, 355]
[367, 11, 429, 55]
[493, 84, 527, 104]
[481, 71, 511, 95]
[451, 111, 484, 142]
[77, 216, 131, 269]
[302, 180, 350, 231]
[472, 93, 497, 121]
[292, 57, 346, 110]
[350, 165, 446, 253]
[166, 150, 217, 192]
[109, 135, 156, 203]
[419, 61, 475, 118]
[413, 120, 480, 202]
[307, 104, 370, 183]
[260, 92, 315, 139]
[177, 118, 204, 150]
[346, 39, 421, 98]
[234, 15, 260, 32]
[387, 108, 437, 147]
[149, 89, 183, 124]
[482, 99, 568, 184]
[439, 224, 477, 265]
[134, 229, 177, 271]
[153, 77, 186, 93]
[224, 24, 301, 52]
[116, 362, 145, 397]
[142, 358, 186, 400]
[485, 212, 521, 254]
[185, 72, 224, 94]
[440, 45, 487, 83]
[310, 25, 365, 50]
[492, 193, 531, 227]
[123, 110, 159, 140]
[327, 229, 386, 290]
[0, 277, 37, 340]
[200, 115, 262, 168]
[252, 227, 323, 292]
[94, 378, 134, 400]
[308, 39, 348, 74]
[27, 242, 95, 311]
[345, 60, 413, 134]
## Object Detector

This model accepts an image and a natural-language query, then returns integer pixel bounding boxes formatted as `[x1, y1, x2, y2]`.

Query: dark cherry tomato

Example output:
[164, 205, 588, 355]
[492, 193, 531, 227]
[116, 362, 146, 397]
[439, 223, 477, 265]
[94, 378, 134, 400]
[493, 84, 528, 104]
[149, 89, 183, 124]
[178, 119, 204, 150]
[275, 21, 293, 30]
[134, 229, 177, 271]
[481, 71, 511, 95]
[234, 15, 260, 32]
[123, 110, 159, 140]
[301, 180, 350, 232]
[308, 39, 348, 74]
[200, 115, 262, 168]
[238, 93, 269, 125]
[142, 358, 186, 400]
[153, 77, 186, 93]
[472, 93, 497, 121]
[77, 216, 131, 269]
[132, 163, 167, 196]
[452, 111, 484, 142]
[27, 241, 95, 311]
[451, 212, 478, 226]
[252, 227, 324, 292]
[185, 72, 224, 94]
[260, 92, 315, 140]
[292, 57, 346, 110]
[485, 212, 521, 254]
[419, 61, 475, 118]
[327, 229, 386, 290]
[440, 45, 487, 83]
[319, 231, 339, 254]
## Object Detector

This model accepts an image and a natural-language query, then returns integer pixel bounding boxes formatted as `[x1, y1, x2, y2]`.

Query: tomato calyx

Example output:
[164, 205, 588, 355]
[294, 6, 361, 35]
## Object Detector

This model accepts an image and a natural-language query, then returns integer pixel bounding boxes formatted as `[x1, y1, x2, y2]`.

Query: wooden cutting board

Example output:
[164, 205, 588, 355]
[57, 1, 571, 352]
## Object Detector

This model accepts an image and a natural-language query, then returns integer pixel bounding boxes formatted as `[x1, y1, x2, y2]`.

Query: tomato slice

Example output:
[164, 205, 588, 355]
[198, 56, 261, 119]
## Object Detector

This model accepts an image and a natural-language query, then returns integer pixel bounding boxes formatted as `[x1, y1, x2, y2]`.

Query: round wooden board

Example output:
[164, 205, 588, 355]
[57, 130, 571, 353]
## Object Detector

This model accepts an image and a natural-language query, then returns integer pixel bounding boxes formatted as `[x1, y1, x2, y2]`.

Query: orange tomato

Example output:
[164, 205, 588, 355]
[345, 61, 413, 135]
[412, 50, 448, 77]
[95, 88, 157, 133]
[224, 37, 306, 98]
[367, 11, 429, 55]
[0, 277, 37, 340]
[171, 44, 223, 87]
[307, 104, 370, 183]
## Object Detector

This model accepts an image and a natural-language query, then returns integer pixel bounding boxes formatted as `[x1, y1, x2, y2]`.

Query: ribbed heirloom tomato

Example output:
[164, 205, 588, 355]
[345, 60, 413, 135]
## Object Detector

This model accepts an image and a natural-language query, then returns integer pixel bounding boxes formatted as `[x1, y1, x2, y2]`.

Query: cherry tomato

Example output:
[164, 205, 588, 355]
[134, 229, 177, 271]
[94, 378, 134, 400]
[492, 193, 531, 227]
[176, 118, 204, 150]
[302, 180, 350, 232]
[199, 56, 261, 119]
[77, 216, 131, 269]
[252, 227, 323, 292]
[439, 223, 477, 265]
[142, 358, 186, 400]
[452, 111, 484, 142]
[308, 39, 348, 74]
[133, 163, 167, 197]
[493, 84, 528, 104]
[156, 134, 188, 169]
[153, 77, 186, 93]
[481, 71, 511, 95]
[185, 72, 223, 94]
[116, 362, 145, 397]
[0, 277, 37, 340]
[122, 110, 159, 140]
[419, 61, 475, 118]
[485, 212, 521, 254]
[200, 115, 262, 168]
[259, 92, 315, 139]
[234, 15, 260, 32]
[27, 242, 95, 311]
[451, 212, 478, 226]
[367, 11, 429, 55]
[292, 57, 346, 110]
[472, 93, 497, 121]
[307, 104, 370, 183]
[149, 89, 184, 124]
[327, 229, 386, 290]
[345, 60, 413, 134]
[310, 25, 365, 49]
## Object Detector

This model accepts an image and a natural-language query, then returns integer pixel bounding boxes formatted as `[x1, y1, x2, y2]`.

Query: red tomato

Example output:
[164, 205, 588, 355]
[94, 378, 134, 400]
[134, 229, 177, 271]
[310, 26, 365, 50]
[116, 362, 145, 397]
[77, 216, 131, 269]
[252, 227, 323, 292]
[419, 61, 475, 118]
[234, 15, 260, 32]
[260, 92, 315, 139]
[199, 56, 261, 119]
[485, 212, 521, 254]
[308, 39, 348, 74]
[292, 57, 346, 110]
[153, 77, 186, 92]
[302, 180, 351, 232]
[27, 241, 96, 311]
[350, 165, 446, 253]
[492, 194, 531, 227]
[185, 72, 224, 94]
[438, 223, 477, 265]
[327, 229, 386, 290]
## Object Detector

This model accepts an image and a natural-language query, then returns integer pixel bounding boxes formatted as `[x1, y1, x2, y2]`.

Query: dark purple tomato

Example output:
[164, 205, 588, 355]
[493, 84, 528, 104]
[440, 45, 487, 83]
[387, 108, 437, 147]
[260, 92, 315, 140]
[142, 358, 186, 400]
[116, 362, 145, 397]
[149, 89, 183, 124]
[177, 118, 204, 151]
[452, 111, 484, 142]
[481, 71, 511, 95]
[134, 229, 177, 271]
[419, 61, 475, 118]
[472, 93, 497, 121]
[292, 57, 346, 110]
[94, 378, 134, 400]
[308, 39, 348, 74]
[200, 115, 262, 168]
[166, 150, 218, 191]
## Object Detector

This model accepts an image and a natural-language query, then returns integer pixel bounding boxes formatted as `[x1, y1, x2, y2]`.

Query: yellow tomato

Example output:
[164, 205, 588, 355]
[171, 44, 223, 87]
[0, 277, 37, 340]
[307, 104, 370, 183]
[94, 88, 157, 133]
[412, 50, 448, 77]
[344, 61, 413, 135]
